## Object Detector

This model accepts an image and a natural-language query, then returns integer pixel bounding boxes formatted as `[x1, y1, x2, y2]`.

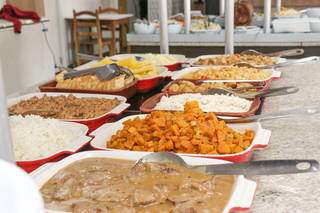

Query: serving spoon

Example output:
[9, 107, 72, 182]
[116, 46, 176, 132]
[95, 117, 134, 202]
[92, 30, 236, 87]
[135, 152, 319, 176]
[204, 86, 299, 99]
[222, 105, 320, 123]
[240, 48, 304, 57]
[234, 56, 320, 69]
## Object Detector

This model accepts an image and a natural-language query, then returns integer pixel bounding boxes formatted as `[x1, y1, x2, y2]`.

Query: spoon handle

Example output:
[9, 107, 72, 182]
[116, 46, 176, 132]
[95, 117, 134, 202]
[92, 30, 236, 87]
[266, 48, 304, 57]
[223, 105, 320, 123]
[193, 160, 319, 176]
[270, 56, 320, 69]
[238, 86, 299, 99]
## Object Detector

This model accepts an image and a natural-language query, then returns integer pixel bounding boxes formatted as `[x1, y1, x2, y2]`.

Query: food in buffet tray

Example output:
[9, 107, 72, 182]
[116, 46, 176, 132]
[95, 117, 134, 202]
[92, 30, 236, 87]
[117, 57, 160, 79]
[10, 115, 85, 161]
[191, 21, 221, 32]
[195, 54, 276, 66]
[181, 66, 271, 80]
[40, 158, 235, 212]
[167, 80, 258, 93]
[107, 101, 254, 154]
[155, 93, 252, 113]
[55, 70, 135, 91]
[274, 7, 300, 17]
[140, 53, 180, 66]
[8, 95, 121, 119]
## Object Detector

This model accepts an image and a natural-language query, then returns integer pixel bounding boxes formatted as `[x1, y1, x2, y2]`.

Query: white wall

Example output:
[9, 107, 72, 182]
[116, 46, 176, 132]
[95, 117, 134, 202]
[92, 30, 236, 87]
[0, 0, 120, 95]
[0, 23, 55, 95]
[0, 0, 65, 95]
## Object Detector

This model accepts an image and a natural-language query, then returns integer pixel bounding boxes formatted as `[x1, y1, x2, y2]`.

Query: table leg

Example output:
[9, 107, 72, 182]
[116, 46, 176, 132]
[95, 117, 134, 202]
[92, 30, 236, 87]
[110, 21, 117, 56]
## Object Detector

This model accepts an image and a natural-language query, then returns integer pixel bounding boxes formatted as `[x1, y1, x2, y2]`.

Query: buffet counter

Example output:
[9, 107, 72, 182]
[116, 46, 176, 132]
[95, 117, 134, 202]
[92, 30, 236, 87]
[250, 63, 320, 212]
[127, 32, 320, 47]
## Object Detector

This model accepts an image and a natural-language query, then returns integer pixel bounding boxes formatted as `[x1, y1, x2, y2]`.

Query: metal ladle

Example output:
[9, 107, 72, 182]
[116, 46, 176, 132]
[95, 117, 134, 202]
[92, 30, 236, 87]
[240, 48, 304, 57]
[222, 105, 320, 123]
[135, 152, 319, 176]
[204, 86, 299, 99]
[234, 56, 320, 69]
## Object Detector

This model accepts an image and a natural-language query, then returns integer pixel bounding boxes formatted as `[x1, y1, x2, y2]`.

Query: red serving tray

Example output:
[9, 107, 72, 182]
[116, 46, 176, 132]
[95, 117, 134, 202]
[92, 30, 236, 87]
[140, 92, 261, 117]
[39, 79, 138, 99]
[136, 77, 168, 93]
[161, 79, 272, 95]
[17, 134, 93, 173]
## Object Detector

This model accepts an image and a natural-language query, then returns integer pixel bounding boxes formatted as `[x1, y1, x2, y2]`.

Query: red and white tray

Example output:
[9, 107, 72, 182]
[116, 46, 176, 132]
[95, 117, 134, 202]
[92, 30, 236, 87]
[16, 122, 91, 173]
[31, 150, 257, 213]
[189, 54, 287, 67]
[139, 92, 262, 117]
[7, 92, 130, 132]
[111, 53, 187, 71]
[171, 66, 282, 83]
[135, 67, 172, 93]
[90, 115, 271, 163]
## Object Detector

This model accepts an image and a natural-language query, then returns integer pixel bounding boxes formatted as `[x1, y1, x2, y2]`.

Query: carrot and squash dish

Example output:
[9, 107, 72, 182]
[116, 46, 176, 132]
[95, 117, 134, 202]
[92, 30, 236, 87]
[107, 101, 254, 154]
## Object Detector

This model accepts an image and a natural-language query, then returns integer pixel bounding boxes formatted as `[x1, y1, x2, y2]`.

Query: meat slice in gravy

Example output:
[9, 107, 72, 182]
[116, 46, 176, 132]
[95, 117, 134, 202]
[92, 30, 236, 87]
[40, 158, 235, 213]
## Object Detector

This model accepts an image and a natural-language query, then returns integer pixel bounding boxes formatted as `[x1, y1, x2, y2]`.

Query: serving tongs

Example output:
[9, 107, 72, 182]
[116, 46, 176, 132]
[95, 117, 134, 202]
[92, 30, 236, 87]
[135, 152, 319, 176]
[234, 56, 320, 69]
[63, 63, 134, 81]
[204, 86, 299, 99]
[222, 105, 320, 123]
[240, 48, 304, 58]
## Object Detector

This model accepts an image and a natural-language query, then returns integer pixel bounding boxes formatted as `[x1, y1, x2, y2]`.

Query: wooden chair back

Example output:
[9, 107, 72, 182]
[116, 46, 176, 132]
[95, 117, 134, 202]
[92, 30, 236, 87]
[72, 10, 102, 38]
[97, 6, 122, 14]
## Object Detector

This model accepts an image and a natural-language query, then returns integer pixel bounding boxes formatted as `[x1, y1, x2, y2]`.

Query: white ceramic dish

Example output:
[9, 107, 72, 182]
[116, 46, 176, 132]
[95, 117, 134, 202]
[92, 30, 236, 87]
[189, 54, 287, 67]
[168, 23, 183, 34]
[7, 92, 130, 123]
[90, 115, 271, 162]
[16, 121, 91, 170]
[235, 26, 262, 35]
[134, 22, 156, 34]
[110, 53, 187, 66]
[272, 18, 315, 33]
[310, 20, 320, 32]
[170, 66, 282, 83]
[305, 8, 320, 18]
[31, 150, 257, 213]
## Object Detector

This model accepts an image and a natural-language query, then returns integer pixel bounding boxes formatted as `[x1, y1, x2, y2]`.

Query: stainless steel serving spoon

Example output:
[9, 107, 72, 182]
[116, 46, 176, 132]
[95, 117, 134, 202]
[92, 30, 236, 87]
[134, 152, 319, 176]
[240, 48, 304, 57]
[234, 56, 320, 69]
[204, 86, 299, 99]
[223, 105, 320, 123]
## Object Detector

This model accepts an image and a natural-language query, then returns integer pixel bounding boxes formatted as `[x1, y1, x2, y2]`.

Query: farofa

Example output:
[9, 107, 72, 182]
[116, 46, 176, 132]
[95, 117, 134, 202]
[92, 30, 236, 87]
[195, 54, 276, 66]
[181, 66, 270, 80]
[107, 101, 254, 155]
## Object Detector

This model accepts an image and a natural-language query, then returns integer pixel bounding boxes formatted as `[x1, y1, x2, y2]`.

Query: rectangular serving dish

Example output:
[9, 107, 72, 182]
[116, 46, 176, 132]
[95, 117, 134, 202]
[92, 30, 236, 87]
[161, 79, 272, 95]
[90, 115, 271, 163]
[111, 53, 187, 71]
[139, 92, 261, 117]
[31, 150, 257, 213]
[39, 79, 138, 99]
[135, 67, 172, 93]
[16, 122, 91, 173]
[8, 92, 130, 133]
[171, 66, 282, 83]
[189, 54, 287, 67]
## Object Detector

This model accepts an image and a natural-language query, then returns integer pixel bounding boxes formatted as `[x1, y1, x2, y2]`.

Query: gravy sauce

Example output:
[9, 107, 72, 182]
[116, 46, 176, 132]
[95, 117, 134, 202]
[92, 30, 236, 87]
[41, 158, 235, 213]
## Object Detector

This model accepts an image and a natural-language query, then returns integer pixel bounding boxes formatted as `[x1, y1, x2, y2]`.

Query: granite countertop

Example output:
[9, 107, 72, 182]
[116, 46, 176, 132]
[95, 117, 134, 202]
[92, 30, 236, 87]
[247, 63, 320, 213]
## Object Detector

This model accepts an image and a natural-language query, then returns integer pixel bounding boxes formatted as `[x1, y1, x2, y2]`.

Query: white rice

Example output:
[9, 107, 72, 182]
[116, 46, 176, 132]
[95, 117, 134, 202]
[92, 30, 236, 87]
[10, 115, 86, 161]
[155, 93, 253, 113]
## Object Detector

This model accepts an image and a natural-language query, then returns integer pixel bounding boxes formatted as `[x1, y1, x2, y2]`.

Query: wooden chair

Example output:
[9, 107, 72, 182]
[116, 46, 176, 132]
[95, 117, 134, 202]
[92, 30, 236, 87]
[97, 7, 129, 52]
[72, 10, 112, 66]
